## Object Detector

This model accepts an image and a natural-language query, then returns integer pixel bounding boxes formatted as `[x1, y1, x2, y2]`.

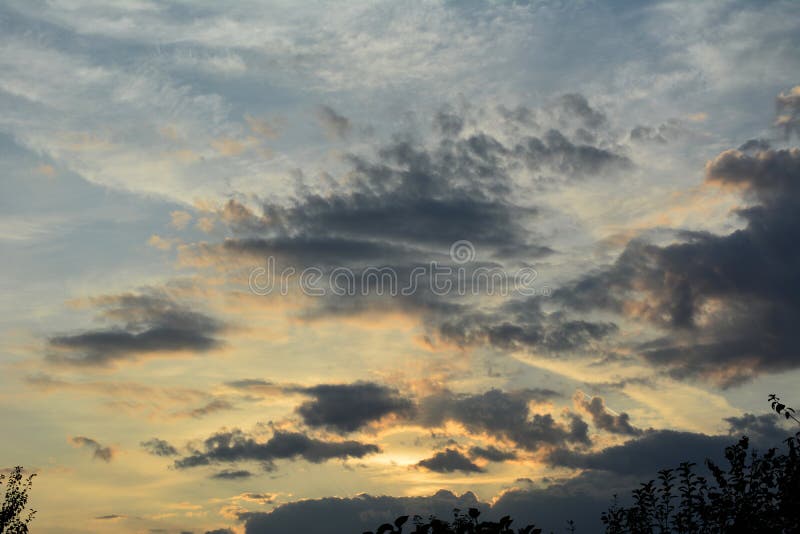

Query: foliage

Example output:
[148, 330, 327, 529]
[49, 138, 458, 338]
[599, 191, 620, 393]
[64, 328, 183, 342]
[363, 508, 543, 534]
[0, 467, 36, 534]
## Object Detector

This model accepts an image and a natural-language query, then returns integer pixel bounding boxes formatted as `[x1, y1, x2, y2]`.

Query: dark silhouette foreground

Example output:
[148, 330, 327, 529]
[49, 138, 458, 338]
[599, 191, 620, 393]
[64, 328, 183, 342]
[0, 466, 35, 534]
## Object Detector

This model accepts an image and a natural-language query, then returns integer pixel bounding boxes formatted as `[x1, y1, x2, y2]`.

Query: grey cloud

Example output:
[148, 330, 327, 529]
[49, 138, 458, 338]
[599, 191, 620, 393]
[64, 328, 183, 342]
[417, 448, 484, 473]
[725, 412, 796, 446]
[141, 438, 179, 457]
[179, 399, 235, 419]
[317, 105, 351, 140]
[574, 393, 642, 436]
[242, 490, 484, 534]
[514, 129, 631, 178]
[437, 297, 617, 353]
[418, 388, 588, 451]
[738, 138, 771, 152]
[294, 382, 415, 434]
[433, 108, 464, 136]
[71, 436, 114, 462]
[547, 429, 731, 476]
[556, 93, 607, 129]
[242, 479, 621, 534]
[547, 414, 796, 479]
[210, 469, 254, 480]
[468, 445, 516, 462]
[47, 292, 224, 367]
[173, 429, 379, 470]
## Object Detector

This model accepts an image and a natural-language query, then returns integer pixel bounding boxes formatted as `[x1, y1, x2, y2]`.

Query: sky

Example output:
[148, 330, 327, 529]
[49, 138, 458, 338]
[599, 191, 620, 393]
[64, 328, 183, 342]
[1, 0, 800, 532]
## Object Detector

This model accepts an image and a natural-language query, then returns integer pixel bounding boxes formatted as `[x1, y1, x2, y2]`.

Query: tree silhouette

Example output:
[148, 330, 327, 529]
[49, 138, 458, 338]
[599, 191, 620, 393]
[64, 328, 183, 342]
[0, 467, 36, 534]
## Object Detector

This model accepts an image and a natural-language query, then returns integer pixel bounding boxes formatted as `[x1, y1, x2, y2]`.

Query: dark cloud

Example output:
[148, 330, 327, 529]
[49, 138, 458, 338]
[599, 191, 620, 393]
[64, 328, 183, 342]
[70, 436, 114, 462]
[436, 297, 617, 353]
[725, 413, 796, 446]
[556, 93, 607, 130]
[418, 388, 588, 451]
[738, 138, 771, 153]
[173, 429, 379, 471]
[242, 490, 485, 534]
[141, 438, 178, 457]
[629, 119, 692, 145]
[548, 413, 796, 479]
[210, 469, 254, 480]
[434, 108, 464, 137]
[95, 514, 125, 520]
[573, 392, 642, 436]
[242, 478, 622, 534]
[417, 448, 484, 473]
[317, 105, 351, 140]
[468, 445, 517, 462]
[205, 529, 234, 534]
[294, 382, 415, 434]
[548, 429, 731, 476]
[47, 292, 224, 367]
[558, 144, 800, 385]
[514, 129, 631, 178]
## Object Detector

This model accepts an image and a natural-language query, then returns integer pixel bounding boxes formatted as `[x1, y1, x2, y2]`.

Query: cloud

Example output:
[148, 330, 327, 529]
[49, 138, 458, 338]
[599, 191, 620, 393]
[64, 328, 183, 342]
[776, 85, 800, 138]
[436, 297, 617, 353]
[548, 414, 794, 478]
[417, 448, 484, 474]
[242, 479, 623, 534]
[557, 127, 800, 385]
[245, 115, 281, 139]
[173, 429, 380, 471]
[47, 291, 224, 367]
[724, 413, 796, 447]
[210, 469, 254, 480]
[175, 399, 235, 419]
[316, 106, 352, 141]
[573, 392, 643, 436]
[242, 490, 485, 534]
[629, 120, 687, 144]
[293, 382, 415, 434]
[70, 436, 115, 462]
[94, 514, 126, 520]
[468, 445, 516, 462]
[514, 129, 631, 179]
[555, 93, 607, 130]
[433, 107, 464, 137]
[141, 438, 179, 457]
[170, 210, 193, 230]
[547, 429, 730, 476]
[418, 388, 588, 451]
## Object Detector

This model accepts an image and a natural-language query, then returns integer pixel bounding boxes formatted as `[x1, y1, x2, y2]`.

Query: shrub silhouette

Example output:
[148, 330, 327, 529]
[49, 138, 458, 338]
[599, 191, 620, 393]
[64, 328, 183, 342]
[363, 508, 543, 534]
[0, 467, 36, 534]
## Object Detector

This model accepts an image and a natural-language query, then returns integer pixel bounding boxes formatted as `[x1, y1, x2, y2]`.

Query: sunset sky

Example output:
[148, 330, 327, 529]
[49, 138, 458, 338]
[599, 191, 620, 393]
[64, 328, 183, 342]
[2, 1, 800, 533]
